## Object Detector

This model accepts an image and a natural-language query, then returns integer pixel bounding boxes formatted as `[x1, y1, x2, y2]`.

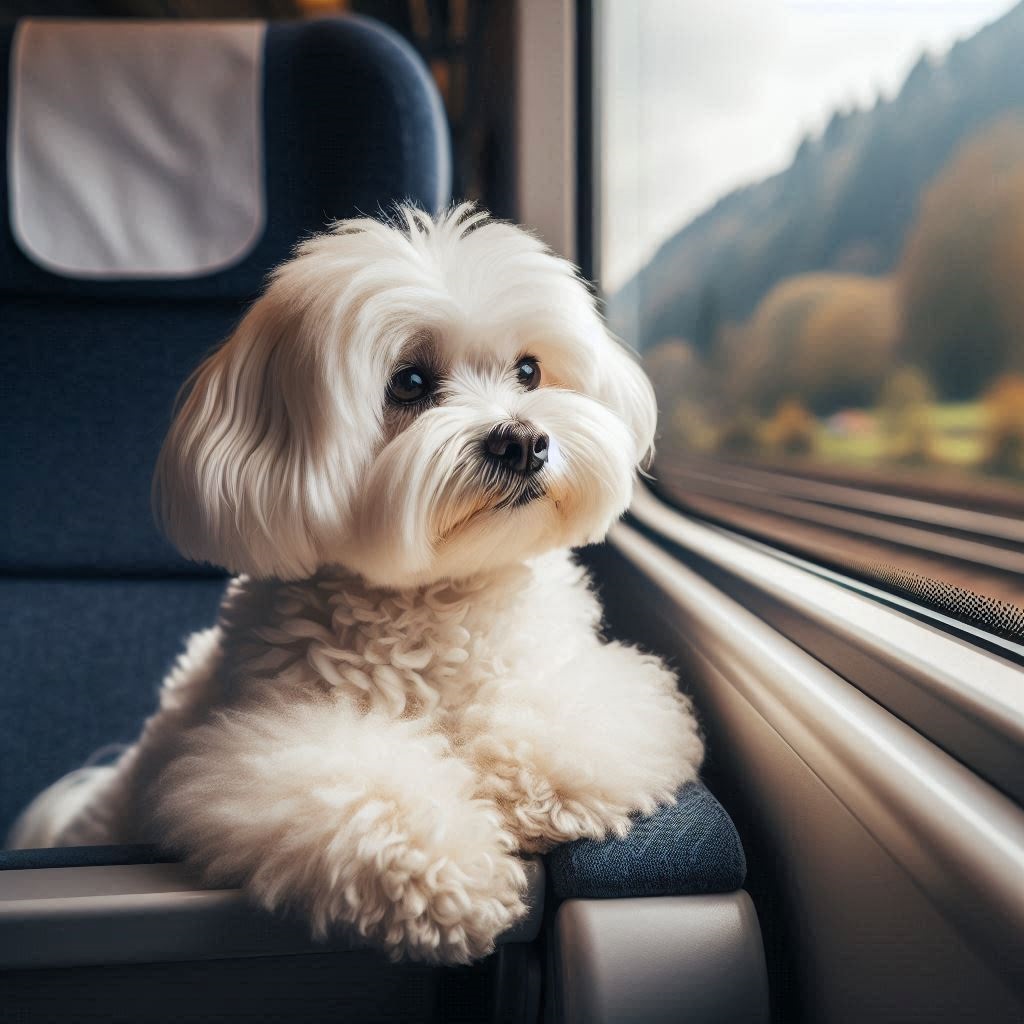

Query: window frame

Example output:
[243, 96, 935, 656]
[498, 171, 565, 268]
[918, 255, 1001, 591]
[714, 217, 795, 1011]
[580, 0, 1024, 660]
[570, 5, 1024, 1010]
[626, 484, 1024, 806]
[598, 517, 1024, 1006]
[526, 0, 1024, 791]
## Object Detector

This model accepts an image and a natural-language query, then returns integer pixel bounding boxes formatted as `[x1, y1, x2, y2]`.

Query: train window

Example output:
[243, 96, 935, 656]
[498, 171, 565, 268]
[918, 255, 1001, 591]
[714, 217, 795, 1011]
[594, 0, 1024, 643]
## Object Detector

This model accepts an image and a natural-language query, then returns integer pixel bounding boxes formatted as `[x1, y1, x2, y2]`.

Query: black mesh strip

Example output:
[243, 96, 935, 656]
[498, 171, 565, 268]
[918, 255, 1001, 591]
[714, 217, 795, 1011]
[858, 563, 1024, 643]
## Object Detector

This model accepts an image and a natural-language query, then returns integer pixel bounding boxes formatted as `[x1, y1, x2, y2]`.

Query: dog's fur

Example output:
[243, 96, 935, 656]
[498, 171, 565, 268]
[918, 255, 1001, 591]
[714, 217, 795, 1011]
[9, 206, 703, 964]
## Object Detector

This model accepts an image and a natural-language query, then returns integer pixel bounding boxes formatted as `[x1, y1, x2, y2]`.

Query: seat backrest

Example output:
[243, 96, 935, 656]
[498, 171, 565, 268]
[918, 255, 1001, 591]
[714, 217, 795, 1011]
[1, 15, 450, 576]
[0, 16, 450, 834]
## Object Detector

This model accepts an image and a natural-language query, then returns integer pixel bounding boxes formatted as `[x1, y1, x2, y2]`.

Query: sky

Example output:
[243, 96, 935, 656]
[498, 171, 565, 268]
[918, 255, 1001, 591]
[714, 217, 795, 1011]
[600, 0, 1020, 292]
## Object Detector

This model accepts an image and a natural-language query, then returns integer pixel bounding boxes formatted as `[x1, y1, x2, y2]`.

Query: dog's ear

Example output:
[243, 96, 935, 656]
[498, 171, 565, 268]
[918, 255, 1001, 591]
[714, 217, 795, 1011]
[593, 328, 658, 466]
[153, 294, 327, 579]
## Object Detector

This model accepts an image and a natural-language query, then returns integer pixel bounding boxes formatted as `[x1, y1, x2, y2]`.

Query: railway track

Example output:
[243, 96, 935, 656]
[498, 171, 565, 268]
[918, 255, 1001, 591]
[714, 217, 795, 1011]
[650, 456, 1024, 616]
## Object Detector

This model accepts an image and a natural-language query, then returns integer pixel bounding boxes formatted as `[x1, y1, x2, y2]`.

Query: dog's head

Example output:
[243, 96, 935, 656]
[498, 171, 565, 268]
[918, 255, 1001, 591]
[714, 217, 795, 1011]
[154, 206, 656, 586]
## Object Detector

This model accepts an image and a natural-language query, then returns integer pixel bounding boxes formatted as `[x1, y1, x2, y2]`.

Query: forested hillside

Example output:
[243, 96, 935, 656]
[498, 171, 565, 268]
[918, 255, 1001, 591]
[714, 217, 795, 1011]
[610, 0, 1024, 392]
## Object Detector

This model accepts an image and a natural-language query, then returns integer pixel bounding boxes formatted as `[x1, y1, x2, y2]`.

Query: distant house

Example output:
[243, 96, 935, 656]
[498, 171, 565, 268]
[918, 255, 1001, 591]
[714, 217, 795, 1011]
[826, 409, 877, 438]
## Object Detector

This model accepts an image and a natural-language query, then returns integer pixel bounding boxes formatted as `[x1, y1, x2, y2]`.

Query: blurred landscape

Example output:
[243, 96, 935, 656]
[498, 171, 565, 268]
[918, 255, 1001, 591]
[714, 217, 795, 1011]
[612, 1, 1024, 493]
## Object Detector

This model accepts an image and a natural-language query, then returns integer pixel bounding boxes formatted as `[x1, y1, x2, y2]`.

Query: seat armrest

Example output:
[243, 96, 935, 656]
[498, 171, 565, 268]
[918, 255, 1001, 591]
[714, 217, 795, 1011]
[0, 856, 544, 969]
[550, 892, 769, 1024]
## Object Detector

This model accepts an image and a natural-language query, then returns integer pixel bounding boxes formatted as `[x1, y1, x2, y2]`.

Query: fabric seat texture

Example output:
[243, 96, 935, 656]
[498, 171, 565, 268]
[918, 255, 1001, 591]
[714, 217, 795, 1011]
[0, 15, 450, 837]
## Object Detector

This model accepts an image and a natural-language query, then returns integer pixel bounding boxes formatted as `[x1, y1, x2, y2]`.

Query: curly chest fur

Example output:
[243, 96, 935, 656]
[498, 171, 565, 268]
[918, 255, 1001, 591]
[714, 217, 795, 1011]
[218, 551, 602, 721]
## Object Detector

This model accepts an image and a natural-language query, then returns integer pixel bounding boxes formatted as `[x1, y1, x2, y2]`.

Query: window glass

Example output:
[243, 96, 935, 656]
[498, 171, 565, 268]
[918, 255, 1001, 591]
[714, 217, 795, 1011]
[600, 0, 1024, 630]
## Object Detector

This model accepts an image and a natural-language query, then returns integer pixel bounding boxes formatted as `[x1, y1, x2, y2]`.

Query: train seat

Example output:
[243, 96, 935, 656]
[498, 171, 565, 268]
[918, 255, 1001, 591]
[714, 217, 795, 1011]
[0, 16, 765, 1022]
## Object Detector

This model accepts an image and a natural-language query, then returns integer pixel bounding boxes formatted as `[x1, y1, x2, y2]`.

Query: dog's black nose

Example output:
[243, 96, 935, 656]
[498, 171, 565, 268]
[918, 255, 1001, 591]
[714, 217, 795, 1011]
[485, 423, 549, 475]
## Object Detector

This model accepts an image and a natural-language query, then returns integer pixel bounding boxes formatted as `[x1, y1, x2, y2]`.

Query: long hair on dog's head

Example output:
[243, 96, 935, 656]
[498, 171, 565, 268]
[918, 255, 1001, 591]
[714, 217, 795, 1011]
[154, 205, 656, 586]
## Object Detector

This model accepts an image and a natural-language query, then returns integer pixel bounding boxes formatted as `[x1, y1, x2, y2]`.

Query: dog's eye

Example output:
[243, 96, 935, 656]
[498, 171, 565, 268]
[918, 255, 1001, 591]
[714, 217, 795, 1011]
[515, 356, 541, 391]
[387, 366, 433, 405]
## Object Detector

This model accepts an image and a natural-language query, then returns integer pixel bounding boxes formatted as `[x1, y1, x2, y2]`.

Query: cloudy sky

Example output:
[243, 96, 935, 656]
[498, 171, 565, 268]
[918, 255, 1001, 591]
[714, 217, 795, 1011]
[600, 0, 1020, 291]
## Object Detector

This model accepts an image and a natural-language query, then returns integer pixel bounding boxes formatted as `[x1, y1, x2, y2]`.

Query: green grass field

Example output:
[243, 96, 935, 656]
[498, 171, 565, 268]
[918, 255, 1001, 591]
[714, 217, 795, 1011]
[817, 402, 989, 468]
[666, 398, 1024, 492]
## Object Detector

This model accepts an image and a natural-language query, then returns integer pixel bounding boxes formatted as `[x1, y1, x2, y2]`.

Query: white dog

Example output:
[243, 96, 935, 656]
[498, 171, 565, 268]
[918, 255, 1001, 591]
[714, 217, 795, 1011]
[10, 206, 703, 964]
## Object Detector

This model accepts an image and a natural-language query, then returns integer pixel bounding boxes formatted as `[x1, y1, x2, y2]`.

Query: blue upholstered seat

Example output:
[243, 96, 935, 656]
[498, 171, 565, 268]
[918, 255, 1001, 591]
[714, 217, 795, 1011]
[0, 16, 746, 914]
[547, 782, 746, 899]
[0, 843, 174, 871]
[0, 783, 747, 905]
[0, 16, 450, 838]
[0, 15, 450, 579]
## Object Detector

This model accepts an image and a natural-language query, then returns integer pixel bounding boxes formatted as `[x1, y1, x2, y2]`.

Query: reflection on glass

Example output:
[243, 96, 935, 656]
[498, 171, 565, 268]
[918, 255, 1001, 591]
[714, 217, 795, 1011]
[602, 0, 1024, 621]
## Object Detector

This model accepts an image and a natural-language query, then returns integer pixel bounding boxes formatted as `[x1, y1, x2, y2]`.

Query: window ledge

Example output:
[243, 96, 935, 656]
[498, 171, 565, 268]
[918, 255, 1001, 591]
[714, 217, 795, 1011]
[610, 495, 1024, 997]
[626, 483, 1024, 805]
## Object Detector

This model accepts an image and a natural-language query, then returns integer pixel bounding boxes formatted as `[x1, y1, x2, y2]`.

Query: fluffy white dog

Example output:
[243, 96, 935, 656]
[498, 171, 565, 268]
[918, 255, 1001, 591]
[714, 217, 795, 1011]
[10, 206, 703, 964]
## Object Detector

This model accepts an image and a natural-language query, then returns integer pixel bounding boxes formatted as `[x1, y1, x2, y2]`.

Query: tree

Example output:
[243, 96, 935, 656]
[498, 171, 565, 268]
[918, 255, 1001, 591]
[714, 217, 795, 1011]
[898, 116, 1024, 399]
[877, 367, 936, 464]
[762, 399, 818, 457]
[983, 373, 1024, 476]
[725, 272, 897, 416]
[642, 339, 713, 452]
[792, 276, 898, 413]
[693, 286, 722, 352]
[716, 410, 762, 457]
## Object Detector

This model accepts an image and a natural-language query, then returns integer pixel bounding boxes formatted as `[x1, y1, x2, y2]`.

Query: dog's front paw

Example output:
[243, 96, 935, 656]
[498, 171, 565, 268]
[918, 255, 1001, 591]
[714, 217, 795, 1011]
[387, 835, 530, 964]
[314, 803, 529, 965]
[235, 803, 528, 964]
[152, 705, 532, 966]
[462, 643, 705, 853]
[471, 741, 634, 853]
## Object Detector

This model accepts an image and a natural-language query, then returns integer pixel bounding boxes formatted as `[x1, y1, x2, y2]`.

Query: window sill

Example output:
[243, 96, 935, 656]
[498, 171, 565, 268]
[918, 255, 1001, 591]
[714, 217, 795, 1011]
[608, 491, 1024, 996]
[626, 483, 1024, 806]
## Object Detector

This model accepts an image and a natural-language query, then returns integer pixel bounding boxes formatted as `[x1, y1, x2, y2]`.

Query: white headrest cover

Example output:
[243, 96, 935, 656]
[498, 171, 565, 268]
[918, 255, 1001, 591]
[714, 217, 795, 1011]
[9, 19, 266, 279]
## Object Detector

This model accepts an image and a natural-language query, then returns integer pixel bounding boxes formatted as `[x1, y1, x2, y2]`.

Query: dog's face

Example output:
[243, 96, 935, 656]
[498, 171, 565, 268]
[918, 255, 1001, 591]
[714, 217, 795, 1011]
[154, 207, 656, 586]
